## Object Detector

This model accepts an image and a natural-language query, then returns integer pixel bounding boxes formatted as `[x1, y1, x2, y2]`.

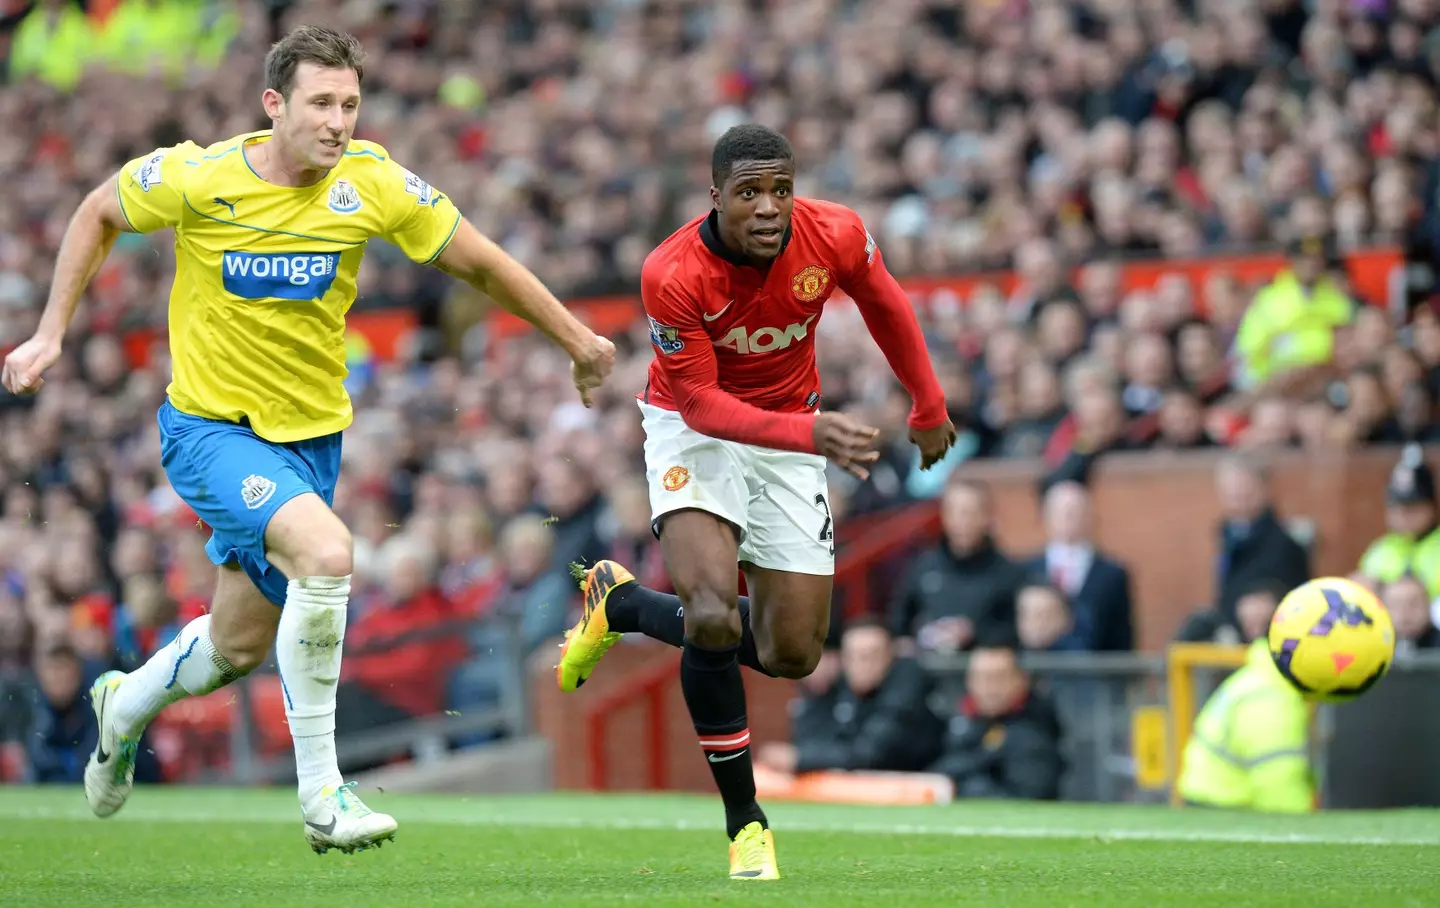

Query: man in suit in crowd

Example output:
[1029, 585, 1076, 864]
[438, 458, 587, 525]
[1023, 480, 1134, 651]
[1213, 453, 1311, 626]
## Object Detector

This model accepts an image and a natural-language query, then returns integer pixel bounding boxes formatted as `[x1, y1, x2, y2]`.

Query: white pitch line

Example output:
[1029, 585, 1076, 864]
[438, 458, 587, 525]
[1, 804, 1435, 847]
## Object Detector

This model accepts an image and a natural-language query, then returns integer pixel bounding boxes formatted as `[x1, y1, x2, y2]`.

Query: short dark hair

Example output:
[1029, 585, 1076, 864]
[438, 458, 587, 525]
[1235, 577, 1291, 605]
[41, 643, 79, 664]
[843, 613, 891, 637]
[265, 25, 365, 100]
[971, 623, 1022, 653]
[711, 125, 794, 187]
[1019, 580, 1072, 612]
[944, 473, 991, 504]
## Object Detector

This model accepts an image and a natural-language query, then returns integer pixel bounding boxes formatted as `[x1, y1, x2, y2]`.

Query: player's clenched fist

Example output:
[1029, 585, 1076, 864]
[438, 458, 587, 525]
[571, 333, 616, 408]
[813, 411, 882, 480]
[1, 334, 61, 396]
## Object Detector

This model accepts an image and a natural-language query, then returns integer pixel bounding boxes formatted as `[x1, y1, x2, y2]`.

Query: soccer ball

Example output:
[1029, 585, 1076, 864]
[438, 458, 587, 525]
[1268, 576, 1395, 703]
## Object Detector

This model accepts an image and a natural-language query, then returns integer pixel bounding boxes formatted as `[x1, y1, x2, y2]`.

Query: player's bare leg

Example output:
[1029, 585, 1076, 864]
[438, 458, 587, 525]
[265, 492, 396, 854]
[739, 564, 831, 681]
[87, 562, 265, 818]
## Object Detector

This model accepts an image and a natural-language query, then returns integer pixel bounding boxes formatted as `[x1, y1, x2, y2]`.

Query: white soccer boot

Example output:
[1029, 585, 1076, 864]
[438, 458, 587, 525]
[83, 670, 139, 818]
[302, 781, 398, 855]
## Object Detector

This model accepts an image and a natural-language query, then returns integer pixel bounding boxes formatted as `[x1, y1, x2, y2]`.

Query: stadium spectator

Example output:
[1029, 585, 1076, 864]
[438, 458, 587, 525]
[1022, 480, 1135, 651]
[26, 643, 97, 783]
[1356, 445, 1440, 598]
[1382, 574, 1440, 655]
[1178, 605, 1314, 814]
[1015, 582, 1086, 653]
[889, 478, 1026, 656]
[341, 535, 469, 734]
[1233, 237, 1356, 398]
[927, 633, 1064, 801]
[1211, 453, 1311, 625]
[757, 619, 943, 776]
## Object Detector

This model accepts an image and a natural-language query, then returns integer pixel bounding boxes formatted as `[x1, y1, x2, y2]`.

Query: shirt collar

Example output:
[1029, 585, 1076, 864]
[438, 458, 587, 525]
[698, 210, 792, 268]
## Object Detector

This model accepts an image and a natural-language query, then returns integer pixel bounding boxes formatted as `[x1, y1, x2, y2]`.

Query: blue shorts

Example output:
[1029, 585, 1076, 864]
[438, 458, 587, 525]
[157, 400, 343, 607]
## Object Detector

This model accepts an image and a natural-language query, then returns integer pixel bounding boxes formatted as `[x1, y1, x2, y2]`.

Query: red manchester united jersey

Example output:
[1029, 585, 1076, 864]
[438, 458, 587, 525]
[639, 198, 946, 454]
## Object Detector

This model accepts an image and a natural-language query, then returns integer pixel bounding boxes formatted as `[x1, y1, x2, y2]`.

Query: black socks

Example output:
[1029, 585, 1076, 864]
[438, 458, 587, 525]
[680, 640, 768, 839]
[607, 583, 775, 678]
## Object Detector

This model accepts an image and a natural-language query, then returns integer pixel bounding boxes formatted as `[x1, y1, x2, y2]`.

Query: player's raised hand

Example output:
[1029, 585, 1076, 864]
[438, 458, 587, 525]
[910, 418, 958, 471]
[571, 333, 616, 408]
[2, 334, 62, 396]
[813, 412, 881, 480]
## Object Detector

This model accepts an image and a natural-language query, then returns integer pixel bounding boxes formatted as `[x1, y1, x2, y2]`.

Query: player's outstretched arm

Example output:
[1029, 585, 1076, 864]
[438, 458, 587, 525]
[435, 218, 614, 406]
[836, 218, 956, 469]
[2, 174, 131, 395]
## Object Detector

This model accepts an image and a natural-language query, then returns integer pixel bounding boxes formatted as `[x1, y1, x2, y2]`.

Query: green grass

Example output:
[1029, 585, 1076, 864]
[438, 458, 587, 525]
[2, 787, 1439, 906]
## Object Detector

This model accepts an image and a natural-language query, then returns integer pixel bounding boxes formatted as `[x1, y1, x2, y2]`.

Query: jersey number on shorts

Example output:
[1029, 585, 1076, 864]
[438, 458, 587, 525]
[815, 493, 835, 555]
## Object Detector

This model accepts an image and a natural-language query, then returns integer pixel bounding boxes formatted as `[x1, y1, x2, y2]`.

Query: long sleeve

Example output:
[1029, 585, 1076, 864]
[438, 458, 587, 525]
[834, 214, 948, 431]
[1237, 693, 1314, 813]
[643, 270, 818, 452]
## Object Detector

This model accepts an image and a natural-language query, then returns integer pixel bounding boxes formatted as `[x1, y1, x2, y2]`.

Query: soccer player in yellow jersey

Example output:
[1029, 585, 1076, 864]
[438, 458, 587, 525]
[1, 26, 615, 854]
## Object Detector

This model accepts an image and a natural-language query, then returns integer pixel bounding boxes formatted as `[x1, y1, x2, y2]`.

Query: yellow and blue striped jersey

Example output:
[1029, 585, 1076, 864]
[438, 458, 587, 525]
[115, 130, 462, 442]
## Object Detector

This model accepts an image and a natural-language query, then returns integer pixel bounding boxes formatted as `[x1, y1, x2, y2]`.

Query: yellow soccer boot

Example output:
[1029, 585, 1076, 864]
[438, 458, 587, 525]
[556, 560, 633, 692]
[729, 822, 780, 880]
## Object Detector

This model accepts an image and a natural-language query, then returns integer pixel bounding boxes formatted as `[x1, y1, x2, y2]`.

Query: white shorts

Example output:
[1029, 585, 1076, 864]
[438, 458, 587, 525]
[638, 402, 835, 576]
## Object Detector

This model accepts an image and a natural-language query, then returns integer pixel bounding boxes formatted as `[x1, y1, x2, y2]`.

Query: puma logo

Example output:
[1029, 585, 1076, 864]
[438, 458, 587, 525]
[213, 196, 241, 218]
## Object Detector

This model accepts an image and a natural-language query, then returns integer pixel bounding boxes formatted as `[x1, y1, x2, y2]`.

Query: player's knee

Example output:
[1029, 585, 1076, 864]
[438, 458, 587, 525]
[759, 638, 822, 680]
[209, 624, 269, 674]
[292, 530, 354, 579]
[680, 584, 742, 650]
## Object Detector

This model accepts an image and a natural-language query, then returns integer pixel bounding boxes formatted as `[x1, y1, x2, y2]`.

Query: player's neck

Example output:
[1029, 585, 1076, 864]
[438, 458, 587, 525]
[718, 229, 772, 271]
[246, 138, 330, 188]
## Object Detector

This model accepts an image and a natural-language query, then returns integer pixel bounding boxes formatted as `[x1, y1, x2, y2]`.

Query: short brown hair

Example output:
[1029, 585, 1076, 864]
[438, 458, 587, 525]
[265, 25, 365, 99]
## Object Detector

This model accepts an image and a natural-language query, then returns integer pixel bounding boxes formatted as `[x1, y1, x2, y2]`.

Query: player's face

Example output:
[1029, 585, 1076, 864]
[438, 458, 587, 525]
[272, 62, 361, 171]
[712, 160, 796, 261]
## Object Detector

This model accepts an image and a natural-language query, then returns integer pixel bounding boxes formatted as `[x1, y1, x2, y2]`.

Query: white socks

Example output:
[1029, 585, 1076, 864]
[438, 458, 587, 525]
[112, 614, 242, 738]
[276, 575, 350, 808]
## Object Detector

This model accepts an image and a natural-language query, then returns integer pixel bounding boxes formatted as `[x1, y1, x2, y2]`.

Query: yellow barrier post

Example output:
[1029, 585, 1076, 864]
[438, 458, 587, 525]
[1165, 643, 1249, 806]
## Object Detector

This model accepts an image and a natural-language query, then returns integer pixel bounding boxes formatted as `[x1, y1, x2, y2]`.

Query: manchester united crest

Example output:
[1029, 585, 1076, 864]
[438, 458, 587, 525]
[662, 466, 690, 492]
[791, 265, 831, 302]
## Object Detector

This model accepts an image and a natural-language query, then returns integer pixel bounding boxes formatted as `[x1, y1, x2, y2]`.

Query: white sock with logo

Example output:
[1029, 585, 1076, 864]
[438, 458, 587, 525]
[112, 614, 243, 738]
[276, 575, 350, 810]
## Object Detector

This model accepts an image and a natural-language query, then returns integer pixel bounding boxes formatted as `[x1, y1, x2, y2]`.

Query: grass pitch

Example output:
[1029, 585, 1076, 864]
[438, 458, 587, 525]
[1, 786, 1438, 906]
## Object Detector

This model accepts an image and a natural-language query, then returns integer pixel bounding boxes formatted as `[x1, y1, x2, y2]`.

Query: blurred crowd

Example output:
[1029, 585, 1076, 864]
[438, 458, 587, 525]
[6, 0, 1440, 787]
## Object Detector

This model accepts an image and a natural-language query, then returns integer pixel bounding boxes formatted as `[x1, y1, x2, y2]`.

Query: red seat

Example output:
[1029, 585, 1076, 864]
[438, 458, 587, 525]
[244, 675, 293, 757]
[0, 742, 26, 782]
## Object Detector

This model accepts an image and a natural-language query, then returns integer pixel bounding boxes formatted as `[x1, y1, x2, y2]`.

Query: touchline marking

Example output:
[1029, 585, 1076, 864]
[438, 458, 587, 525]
[2, 805, 1435, 846]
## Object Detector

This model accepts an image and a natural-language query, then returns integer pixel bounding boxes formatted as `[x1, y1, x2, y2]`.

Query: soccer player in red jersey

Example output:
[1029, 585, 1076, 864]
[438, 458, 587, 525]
[556, 125, 955, 879]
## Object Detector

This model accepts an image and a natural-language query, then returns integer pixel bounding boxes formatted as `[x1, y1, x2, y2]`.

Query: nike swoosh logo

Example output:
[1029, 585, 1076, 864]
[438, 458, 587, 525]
[703, 300, 735, 322]
[94, 685, 111, 764]
[306, 816, 338, 835]
[707, 749, 748, 763]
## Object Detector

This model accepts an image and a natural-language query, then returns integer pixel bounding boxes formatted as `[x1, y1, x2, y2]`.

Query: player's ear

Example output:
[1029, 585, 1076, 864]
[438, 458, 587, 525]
[709, 186, 721, 211]
[261, 88, 286, 122]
